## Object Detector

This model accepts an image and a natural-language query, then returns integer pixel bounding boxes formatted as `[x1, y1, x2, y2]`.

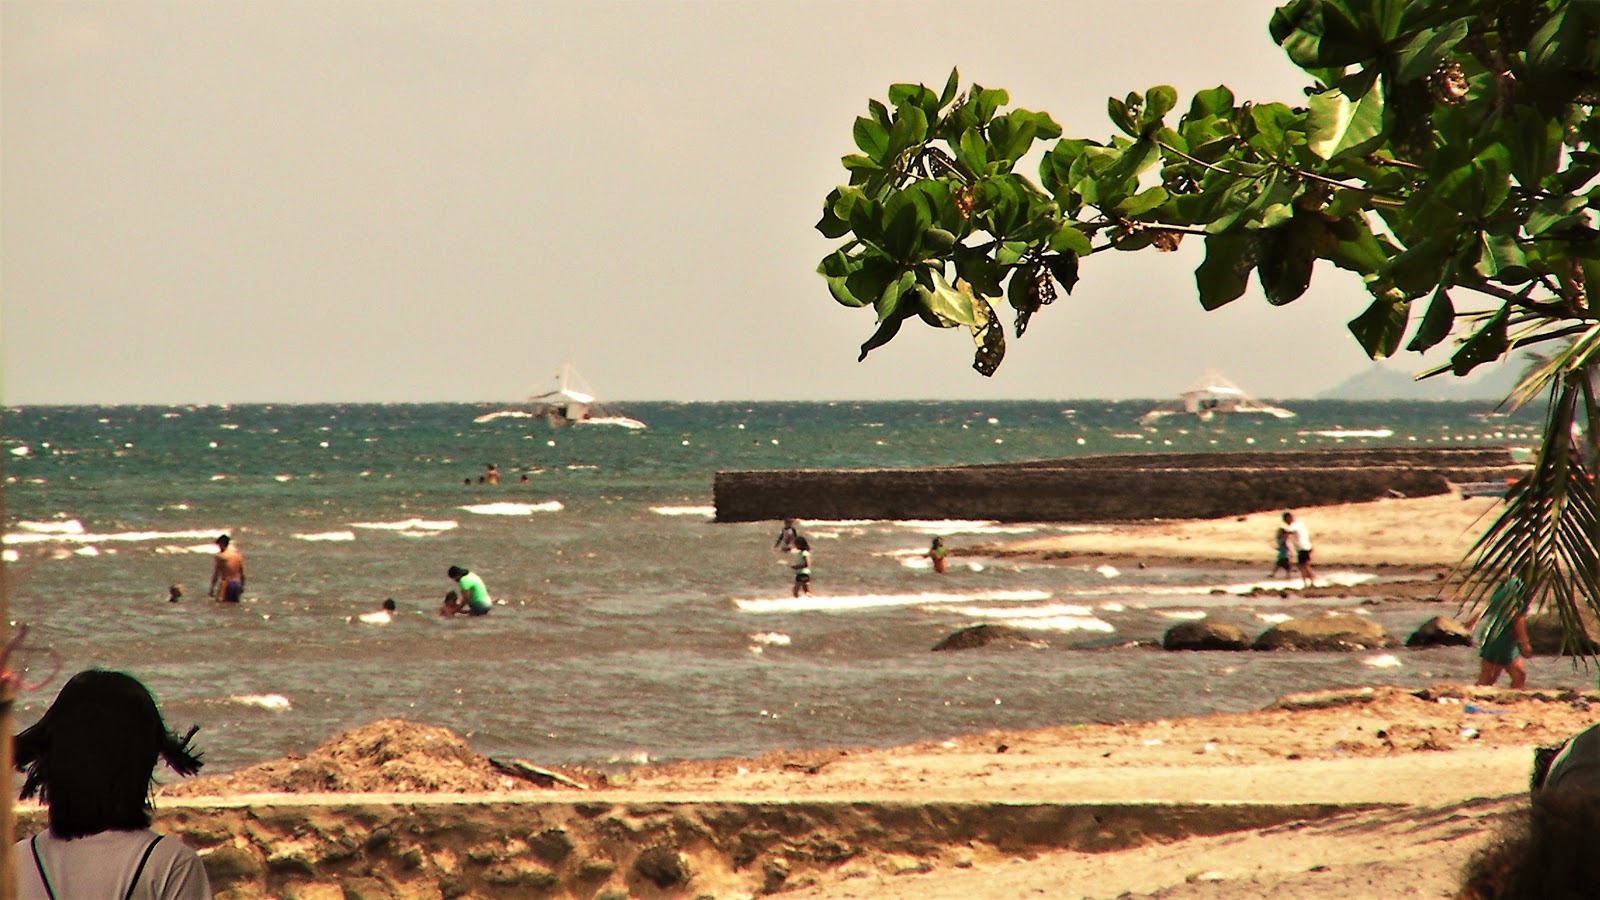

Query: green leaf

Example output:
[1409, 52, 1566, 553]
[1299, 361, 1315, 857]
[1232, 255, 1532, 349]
[1475, 233, 1532, 285]
[1406, 282, 1456, 352]
[1195, 234, 1254, 311]
[1139, 86, 1178, 135]
[1107, 95, 1137, 137]
[818, 250, 897, 310]
[1045, 253, 1080, 295]
[1048, 224, 1092, 256]
[1450, 307, 1509, 375]
[1306, 70, 1385, 159]
[858, 311, 908, 361]
[1114, 186, 1170, 218]
[915, 268, 983, 328]
[1255, 223, 1317, 306]
[1394, 18, 1471, 82]
[853, 117, 890, 161]
[1347, 295, 1409, 359]
[875, 269, 917, 323]
[939, 67, 961, 107]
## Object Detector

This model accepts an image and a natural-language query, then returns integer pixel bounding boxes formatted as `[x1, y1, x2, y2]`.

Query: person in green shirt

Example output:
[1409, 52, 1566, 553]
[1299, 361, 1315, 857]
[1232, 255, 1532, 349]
[441, 565, 493, 617]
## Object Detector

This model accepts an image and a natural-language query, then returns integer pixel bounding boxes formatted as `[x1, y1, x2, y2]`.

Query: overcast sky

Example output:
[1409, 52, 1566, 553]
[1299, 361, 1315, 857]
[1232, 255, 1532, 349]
[3, 1, 1478, 404]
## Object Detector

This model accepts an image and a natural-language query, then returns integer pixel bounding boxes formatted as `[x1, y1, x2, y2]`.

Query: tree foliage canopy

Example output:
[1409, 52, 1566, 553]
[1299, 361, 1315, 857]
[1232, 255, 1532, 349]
[817, 0, 1600, 640]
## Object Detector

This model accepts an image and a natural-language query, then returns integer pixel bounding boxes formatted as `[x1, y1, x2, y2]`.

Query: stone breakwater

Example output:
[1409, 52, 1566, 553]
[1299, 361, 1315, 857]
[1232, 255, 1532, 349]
[23, 797, 1371, 900]
[713, 448, 1522, 523]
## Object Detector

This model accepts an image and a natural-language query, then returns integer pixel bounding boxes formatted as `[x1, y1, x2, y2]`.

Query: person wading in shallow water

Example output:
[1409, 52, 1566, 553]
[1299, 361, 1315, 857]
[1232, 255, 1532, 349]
[209, 534, 245, 602]
[791, 536, 813, 597]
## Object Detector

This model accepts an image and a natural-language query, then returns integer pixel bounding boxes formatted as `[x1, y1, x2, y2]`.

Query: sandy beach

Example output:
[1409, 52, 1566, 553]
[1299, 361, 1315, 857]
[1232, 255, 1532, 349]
[117, 492, 1597, 899]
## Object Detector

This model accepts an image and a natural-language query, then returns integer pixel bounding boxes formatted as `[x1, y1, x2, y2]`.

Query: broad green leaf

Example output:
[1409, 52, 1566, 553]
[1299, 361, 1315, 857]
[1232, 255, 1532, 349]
[915, 268, 982, 328]
[1450, 307, 1509, 375]
[880, 191, 934, 262]
[1306, 71, 1385, 159]
[1139, 86, 1178, 135]
[1394, 18, 1471, 82]
[1195, 234, 1254, 310]
[1048, 224, 1093, 256]
[1107, 95, 1136, 137]
[1347, 295, 1409, 359]
[1114, 186, 1170, 218]
[939, 67, 961, 107]
[1185, 85, 1235, 121]
[1270, 0, 1377, 68]
[853, 117, 890, 161]
[875, 268, 917, 322]
[958, 127, 991, 175]
[1406, 282, 1456, 352]
[857, 311, 908, 361]
[1255, 222, 1317, 305]
[1475, 233, 1533, 285]
[1045, 253, 1080, 295]
[818, 250, 897, 309]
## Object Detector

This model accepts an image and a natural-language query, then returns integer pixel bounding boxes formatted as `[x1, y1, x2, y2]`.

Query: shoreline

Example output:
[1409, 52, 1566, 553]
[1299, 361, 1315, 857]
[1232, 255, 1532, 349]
[70, 495, 1552, 898]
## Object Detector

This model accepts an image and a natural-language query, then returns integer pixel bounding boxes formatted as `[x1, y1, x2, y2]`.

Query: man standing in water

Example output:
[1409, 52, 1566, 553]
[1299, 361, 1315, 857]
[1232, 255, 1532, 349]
[1282, 511, 1315, 588]
[209, 534, 246, 602]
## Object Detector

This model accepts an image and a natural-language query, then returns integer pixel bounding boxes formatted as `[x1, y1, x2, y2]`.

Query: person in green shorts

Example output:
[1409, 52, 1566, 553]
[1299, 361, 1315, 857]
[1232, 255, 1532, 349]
[441, 565, 493, 617]
[1472, 576, 1532, 688]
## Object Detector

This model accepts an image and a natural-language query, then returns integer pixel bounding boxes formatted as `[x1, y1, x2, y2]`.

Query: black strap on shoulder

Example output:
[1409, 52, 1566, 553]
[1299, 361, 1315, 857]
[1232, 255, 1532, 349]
[30, 835, 58, 900]
[124, 835, 163, 900]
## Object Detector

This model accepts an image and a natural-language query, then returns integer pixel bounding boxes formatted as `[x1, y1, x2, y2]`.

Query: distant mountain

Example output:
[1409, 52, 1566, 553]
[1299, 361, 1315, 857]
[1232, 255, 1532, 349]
[1316, 362, 1523, 401]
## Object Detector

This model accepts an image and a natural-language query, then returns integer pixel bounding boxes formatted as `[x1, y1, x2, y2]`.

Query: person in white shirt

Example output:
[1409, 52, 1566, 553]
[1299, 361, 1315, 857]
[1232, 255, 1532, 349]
[1282, 511, 1316, 588]
[12, 670, 211, 899]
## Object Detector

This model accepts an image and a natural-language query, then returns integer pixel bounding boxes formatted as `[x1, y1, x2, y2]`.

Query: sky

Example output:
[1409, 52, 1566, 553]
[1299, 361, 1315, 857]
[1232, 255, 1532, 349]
[2, 1, 1486, 405]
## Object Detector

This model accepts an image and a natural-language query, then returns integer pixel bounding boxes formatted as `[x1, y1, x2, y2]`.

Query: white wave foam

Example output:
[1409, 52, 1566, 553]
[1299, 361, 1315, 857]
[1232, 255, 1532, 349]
[1001, 616, 1116, 634]
[351, 518, 458, 532]
[893, 520, 1040, 535]
[734, 590, 1050, 614]
[940, 603, 1094, 618]
[4, 527, 225, 546]
[1095, 564, 1120, 578]
[749, 632, 791, 646]
[1306, 428, 1395, 438]
[16, 520, 85, 534]
[1, 550, 16, 563]
[273, 475, 294, 482]
[356, 610, 393, 625]
[1256, 612, 1292, 624]
[651, 506, 716, 517]
[1100, 602, 1126, 612]
[1363, 654, 1403, 668]
[1160, 610, 1208, 620]
[459, 501, 563, 515]
[294, 531, 356, 542]
[74, 546, 100, 557]
[8, 446, 30, 456]
[230, 693, 291, 712]
[396, 530, 444, 538]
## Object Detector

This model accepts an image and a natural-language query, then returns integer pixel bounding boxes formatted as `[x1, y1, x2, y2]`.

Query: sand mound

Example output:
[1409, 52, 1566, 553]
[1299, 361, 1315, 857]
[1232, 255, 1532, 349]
[162, 719, 519, 796]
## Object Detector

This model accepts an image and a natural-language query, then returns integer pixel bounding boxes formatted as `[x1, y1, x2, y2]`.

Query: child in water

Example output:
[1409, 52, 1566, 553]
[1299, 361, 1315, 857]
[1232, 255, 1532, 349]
[928, 537, 948, 574]
[791, 536, 813, 597]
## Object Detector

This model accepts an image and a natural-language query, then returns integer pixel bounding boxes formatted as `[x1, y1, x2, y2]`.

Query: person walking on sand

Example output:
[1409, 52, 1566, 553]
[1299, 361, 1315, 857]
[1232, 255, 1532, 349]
[208, 534, 245, 603]
[13, 669, 211, 899]
[441, 565, 493, 616]
[928, 536, 949, 574]
[791, 536, 813, 597]
[1471, 576, 1533, 688]
[1281, 512, 1315, 587]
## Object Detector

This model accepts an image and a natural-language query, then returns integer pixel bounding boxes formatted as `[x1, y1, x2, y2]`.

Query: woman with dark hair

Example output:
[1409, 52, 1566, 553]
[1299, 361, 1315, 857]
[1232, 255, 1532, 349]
[13, 670, 211, 899]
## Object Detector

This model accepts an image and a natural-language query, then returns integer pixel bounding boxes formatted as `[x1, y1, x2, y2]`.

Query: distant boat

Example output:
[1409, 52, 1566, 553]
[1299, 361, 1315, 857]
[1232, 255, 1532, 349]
[1139, 370, 1296, 425]
[475, 363, 646, 429]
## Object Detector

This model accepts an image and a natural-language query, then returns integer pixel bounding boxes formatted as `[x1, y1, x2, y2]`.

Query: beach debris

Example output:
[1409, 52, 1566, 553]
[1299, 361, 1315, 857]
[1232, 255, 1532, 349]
[488, 757, 589, 790]
[781, 760, 830, 775]
[1272, 687, 1378, 712]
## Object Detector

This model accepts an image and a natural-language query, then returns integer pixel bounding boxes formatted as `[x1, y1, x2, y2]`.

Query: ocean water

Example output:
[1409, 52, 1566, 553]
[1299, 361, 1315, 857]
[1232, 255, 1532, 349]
[0, 400, 1572, 774]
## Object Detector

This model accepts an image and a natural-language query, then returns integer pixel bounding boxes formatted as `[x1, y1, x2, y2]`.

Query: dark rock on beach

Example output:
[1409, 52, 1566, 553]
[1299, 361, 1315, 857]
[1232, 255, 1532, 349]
[1406, 616, 1474, 648]
[1526, 612, 1600, 656]
[1252, 614, 1397, 652]
[931, 624, 1049, 652]
[1162, 621, 1251, 652]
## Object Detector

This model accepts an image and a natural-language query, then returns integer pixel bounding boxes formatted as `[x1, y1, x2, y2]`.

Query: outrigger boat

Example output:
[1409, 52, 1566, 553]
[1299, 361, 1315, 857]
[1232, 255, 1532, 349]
[1139, 370, 1296, 425]
[475, 363, 646, 429]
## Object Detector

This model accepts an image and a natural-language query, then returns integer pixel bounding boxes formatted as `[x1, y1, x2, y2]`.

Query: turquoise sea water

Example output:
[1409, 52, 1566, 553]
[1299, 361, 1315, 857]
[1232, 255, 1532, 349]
[0, 400, 1571, 773]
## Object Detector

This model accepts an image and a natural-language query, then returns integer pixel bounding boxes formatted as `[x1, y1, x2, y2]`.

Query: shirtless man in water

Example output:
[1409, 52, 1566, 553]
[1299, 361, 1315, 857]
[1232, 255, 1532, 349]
[209, 534, 246, 602]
